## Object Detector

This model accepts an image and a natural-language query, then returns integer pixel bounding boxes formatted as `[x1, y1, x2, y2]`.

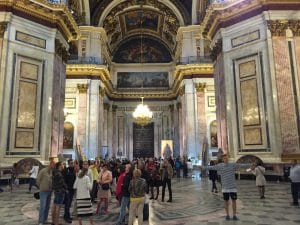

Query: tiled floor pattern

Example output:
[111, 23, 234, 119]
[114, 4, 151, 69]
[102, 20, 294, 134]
[0, 175, 299, 225]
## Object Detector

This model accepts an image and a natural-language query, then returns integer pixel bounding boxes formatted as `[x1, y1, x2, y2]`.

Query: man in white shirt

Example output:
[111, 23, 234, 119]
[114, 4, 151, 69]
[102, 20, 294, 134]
[28, 165, 39, 193]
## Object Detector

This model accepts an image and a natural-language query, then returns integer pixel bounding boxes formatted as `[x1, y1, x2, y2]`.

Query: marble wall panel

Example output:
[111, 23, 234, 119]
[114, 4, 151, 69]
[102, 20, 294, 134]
[273, 38, 299, 153]
[244, 128, 262, 145]
[15, 131, 34, 148]
[17, 81, 37, 128]
[15, 31, 46, 49]
[20, 62, 38, 80]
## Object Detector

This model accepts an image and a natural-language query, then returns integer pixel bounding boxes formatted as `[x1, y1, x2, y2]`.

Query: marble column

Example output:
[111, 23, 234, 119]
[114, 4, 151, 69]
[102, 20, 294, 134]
[173, 102, 180, 157]
[77, 83, 88, 158]
[103, 103, 109, 158]
[195, 83, 207, 158]
[107, 104, 113, 158]
[86, 80, 100, 159]
[0, 22, 7, 132]
[98, 87, 105, 157]
[112, 105, 117, 157]
[184, 80, 198, 159]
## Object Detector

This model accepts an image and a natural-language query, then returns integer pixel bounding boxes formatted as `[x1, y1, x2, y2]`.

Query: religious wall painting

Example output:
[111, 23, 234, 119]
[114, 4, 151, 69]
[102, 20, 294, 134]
[210, 120, 218, 148]
[113, 38, 172, 63]
[124, 10, 159, 32]
[117, 72, 169, 88]
[161, 140, 173, 159]
[63, 122, 74, 149]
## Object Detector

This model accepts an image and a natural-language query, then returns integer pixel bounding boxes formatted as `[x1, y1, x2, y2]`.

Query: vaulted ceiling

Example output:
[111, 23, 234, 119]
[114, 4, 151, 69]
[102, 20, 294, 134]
[89, 0, 193, 63]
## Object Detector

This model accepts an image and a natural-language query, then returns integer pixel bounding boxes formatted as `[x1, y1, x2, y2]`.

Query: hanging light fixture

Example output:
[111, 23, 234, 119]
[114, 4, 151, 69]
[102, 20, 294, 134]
[132, 3, 153, 126]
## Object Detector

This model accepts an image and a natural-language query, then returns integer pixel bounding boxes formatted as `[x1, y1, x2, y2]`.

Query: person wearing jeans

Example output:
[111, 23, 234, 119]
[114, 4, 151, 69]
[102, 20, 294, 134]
[37, 158, 55, 225]
[115, 164, 132, 225]
[161, 159, 173, 202]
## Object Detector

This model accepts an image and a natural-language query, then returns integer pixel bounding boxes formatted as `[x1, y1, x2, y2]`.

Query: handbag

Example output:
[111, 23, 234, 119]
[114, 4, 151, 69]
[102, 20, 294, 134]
[33, 192, 40, 200]
[102, 183, 110, 190]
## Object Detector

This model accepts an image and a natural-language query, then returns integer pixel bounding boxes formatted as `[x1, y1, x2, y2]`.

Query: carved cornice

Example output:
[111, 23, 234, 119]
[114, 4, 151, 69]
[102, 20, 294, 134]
[67, 63, 214, 100]
[77, 84, 88, 93]
[0, 0, 79, 41]
[210, 39, 222, 61]
[201, 0, 300, 40]
[55, 39, 69, 63]
[99, 86, 106, 97]
[0, 22, 8, 38]
[195, 82, 207, 92]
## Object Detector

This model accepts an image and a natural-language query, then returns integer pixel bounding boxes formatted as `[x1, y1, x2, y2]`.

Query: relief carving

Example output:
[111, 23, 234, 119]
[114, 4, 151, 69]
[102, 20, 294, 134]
[195, 82, 207, 92]
[0, 21, 8, 38]
[178, 86, 185, 96]
[288, 20, 300, 36]
[77, 84, 88, 93]
[210, 39, 222, 61]
[267, 20, 289, 37]
[99, 86, 106, 97]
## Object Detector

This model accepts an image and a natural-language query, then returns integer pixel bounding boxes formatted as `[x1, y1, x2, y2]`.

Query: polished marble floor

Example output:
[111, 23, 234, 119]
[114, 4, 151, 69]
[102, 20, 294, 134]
[0, 173, 299, 225]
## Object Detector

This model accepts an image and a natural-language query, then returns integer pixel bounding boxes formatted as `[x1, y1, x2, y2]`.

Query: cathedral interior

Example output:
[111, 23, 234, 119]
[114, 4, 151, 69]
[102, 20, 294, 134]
[0, 0, 299, 173]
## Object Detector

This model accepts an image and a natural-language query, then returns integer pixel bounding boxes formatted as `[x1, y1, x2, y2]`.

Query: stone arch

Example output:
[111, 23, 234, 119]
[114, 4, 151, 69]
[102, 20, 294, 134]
[15, 158, 44, 174]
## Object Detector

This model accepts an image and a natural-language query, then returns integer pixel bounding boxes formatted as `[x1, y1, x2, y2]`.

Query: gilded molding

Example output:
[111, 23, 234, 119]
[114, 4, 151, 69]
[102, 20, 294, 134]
[195, 82, 207, 92]
[77, 84, 88, 93]
[0, 22, 8, 38]
[55, 39, 69, 62]
[0, 0, 79, 41]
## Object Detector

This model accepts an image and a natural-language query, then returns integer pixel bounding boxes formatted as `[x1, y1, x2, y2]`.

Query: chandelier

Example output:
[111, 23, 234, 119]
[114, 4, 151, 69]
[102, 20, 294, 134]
[132, 4, 153, 126]
[133, 97, 153, 126]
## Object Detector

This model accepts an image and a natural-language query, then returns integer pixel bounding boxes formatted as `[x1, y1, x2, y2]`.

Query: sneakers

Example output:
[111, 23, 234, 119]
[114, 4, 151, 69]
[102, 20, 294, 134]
[232, 215, 239, 221]
[225, 215, 230, 220]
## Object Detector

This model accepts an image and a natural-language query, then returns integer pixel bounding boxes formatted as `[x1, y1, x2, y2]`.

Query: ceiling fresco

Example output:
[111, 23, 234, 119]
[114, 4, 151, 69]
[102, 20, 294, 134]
[88, 0, 192, 63]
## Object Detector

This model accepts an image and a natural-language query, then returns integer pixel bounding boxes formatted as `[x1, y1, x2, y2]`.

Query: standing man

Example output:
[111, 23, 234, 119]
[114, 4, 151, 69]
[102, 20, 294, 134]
[161, 159, 173, 202]
[37, 157, 55, 225]
[203, 154, 250, 221]
[28, 165, 39, 193]
[63, 159, 76, 223]
[289, 159, 300, 206]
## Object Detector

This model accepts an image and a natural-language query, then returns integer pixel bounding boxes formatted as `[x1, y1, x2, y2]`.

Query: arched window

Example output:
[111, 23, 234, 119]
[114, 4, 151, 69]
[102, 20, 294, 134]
[63, 122, 74, 149]
[210, 120, 218, 148]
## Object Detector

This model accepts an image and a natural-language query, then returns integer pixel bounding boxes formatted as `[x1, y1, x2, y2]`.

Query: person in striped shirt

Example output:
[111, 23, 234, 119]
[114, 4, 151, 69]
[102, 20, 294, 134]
[203, 154, 250, 221]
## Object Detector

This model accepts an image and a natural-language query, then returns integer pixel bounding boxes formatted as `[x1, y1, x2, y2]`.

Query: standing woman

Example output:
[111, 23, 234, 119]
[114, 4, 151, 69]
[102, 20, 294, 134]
[96, 164, 112, 214]
[251, 162, 266, 199]
[73, 168, 94, 225]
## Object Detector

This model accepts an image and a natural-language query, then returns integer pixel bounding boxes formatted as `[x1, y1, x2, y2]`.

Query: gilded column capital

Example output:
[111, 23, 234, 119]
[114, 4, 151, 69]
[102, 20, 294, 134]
[99, 86, 106, 97]
[178, 86, 185, 96]
[0, 22, 8, 38]
[77, 84, 88, 93]
[55, 39, 69, 63]
[267, 20, 289, 37]
[210, 39, 222, 61]
[103, 103, 110, 110]
[112, 105, 117, 112]
[195, 82, 206, 92]
[288, 20, 300, 36]
[169, 104, 174, 112]
[176, 102, 182, 109]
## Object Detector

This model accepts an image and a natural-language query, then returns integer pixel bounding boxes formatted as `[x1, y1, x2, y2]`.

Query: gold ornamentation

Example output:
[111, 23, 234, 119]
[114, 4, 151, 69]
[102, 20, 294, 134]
[178, 86, 185, 96]
[0, 22, 8, 38]
[288, 20, 300, 36]
[77, 84, 88, 93]
[267, 20, 289, 37]
[132, 97, 153, 126]
[99, 86, 106, 97]
[55, 39, 69, 63]
[195, 83, 207, 92]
